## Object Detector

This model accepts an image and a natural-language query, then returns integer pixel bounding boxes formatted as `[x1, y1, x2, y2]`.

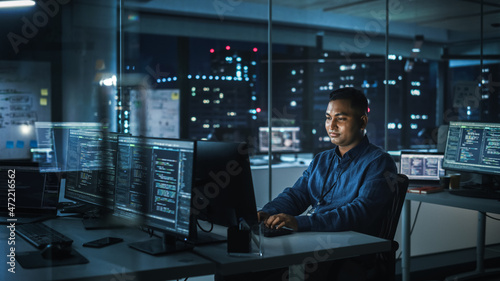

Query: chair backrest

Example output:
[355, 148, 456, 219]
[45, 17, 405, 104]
[378, 173, 409, 241]
[374, 174, 409, 281]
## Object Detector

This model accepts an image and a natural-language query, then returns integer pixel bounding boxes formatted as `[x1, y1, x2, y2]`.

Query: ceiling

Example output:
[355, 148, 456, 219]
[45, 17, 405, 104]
[244, 0, 500, 37]
[126, 0, 500, 45]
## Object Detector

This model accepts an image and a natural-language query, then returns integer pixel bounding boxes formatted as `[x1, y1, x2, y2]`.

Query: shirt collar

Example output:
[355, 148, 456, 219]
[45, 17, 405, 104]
[334, 135, 370, 161]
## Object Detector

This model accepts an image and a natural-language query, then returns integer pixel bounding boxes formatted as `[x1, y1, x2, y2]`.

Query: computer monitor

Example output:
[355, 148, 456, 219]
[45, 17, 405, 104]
[400, 151, 445, 182]
[258, 126, 301, 162]
[64, 130, 120, 210]
[34, 122, 106, 173]
[192, 141, 259, 243]
[114, 136, 195, 255]
[443, 121, 500, 199]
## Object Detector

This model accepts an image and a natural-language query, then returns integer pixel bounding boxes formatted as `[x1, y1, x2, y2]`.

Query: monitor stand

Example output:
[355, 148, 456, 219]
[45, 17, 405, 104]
[190, 230, 226, 245]
[128, 233, 194, 256]
[449, 175, 500, 200]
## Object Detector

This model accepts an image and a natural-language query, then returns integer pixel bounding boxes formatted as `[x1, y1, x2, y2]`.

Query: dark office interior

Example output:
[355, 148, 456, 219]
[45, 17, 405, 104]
[1, 0, 500, 281]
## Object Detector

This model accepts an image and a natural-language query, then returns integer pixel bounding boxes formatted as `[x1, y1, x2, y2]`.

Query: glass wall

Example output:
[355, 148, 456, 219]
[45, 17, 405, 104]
[1, 0, 498, 160]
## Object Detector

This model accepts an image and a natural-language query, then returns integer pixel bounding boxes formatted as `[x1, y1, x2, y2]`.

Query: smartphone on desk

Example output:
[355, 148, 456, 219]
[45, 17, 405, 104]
[83, 237, 123, 248]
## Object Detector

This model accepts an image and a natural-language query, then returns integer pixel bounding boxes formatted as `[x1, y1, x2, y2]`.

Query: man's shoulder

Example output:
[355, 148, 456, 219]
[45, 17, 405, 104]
[362, 143, 396, 164]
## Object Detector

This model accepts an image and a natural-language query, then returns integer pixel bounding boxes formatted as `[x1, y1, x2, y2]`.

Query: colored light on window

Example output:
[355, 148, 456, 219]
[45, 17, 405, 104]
[210, 49, 215, 53]
[226, 45, 231, 50]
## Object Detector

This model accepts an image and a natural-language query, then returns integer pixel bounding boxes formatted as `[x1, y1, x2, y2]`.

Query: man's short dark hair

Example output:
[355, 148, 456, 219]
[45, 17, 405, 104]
[329, 87, 368, 116]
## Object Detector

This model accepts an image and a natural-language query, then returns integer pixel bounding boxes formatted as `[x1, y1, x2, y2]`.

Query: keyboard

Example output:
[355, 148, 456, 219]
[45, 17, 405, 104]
[261, 225, 294, 237]
[16, 222, 73, 249]
[58, 202, 95, 214]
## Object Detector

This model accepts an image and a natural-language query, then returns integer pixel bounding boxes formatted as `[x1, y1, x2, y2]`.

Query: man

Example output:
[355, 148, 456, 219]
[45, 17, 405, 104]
[258, 87, 398, 280]
[219, 87, 397, 281]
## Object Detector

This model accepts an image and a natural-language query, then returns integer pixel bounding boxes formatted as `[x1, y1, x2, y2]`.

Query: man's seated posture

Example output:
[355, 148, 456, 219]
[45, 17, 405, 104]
[219, 87, 397, 281]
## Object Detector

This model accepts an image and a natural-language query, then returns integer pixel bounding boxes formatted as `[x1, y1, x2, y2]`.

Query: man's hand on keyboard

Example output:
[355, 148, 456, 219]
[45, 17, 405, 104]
[261, 213, 298, 231]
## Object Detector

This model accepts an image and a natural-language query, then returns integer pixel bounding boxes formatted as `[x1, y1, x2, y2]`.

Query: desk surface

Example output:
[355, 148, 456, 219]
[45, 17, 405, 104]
[405, 189, 500, 214]
[2, 218, 391, 280]
[194, 230, 391, 276]
[0, 217, 215, 281]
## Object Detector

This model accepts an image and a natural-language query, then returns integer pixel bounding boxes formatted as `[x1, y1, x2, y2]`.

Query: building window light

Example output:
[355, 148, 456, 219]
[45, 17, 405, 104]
[411, 89, 421, 96]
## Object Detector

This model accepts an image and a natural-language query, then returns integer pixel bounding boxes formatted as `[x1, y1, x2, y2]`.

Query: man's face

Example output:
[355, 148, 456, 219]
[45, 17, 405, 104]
[325, 99, 367, 155]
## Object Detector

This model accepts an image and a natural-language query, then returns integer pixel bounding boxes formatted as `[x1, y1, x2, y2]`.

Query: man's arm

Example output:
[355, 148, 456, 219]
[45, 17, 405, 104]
[259, 161, 317, 217]
[295, 154, 397, 235]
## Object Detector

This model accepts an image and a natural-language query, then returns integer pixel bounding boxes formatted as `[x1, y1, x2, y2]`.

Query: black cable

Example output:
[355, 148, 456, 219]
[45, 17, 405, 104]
[397, 201, 422, 260]
[196, 218, 214, 233]
[486, 213, 500, 221]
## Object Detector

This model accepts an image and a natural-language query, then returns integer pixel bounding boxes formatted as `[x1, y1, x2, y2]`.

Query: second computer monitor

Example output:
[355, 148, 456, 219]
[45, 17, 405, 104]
[64, 130, 120, 209]
[258, 126, 301, 153]
[443, 121, 500, 176]
[193, 141, 259, 228]
[400, 151, 445, 181]
[113, 136, 195, 254]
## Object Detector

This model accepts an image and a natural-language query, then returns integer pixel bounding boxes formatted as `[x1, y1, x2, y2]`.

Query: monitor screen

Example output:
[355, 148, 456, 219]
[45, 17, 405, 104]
[400, 152, 445, 181]
[193, 141, 259, 230]
[64, 130, 120, 209]
[443, 121, 500, 176]
[258, 126, 301, 153]
[34, 122, 106, 173]
[114, 136, 195, 255]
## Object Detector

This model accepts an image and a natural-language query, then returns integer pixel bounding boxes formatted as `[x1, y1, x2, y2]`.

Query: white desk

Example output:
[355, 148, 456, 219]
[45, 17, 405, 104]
[401, 190, 500, 281]
[194, 230, 391, 279]
[1, 217, 215, 281]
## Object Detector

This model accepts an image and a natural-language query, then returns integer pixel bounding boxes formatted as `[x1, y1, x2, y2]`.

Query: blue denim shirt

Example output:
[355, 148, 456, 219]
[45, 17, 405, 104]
[261, 136, 397, 236]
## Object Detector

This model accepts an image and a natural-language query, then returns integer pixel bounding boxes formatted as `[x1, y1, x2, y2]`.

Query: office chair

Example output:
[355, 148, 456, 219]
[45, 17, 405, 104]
[373, 173, 409, 281]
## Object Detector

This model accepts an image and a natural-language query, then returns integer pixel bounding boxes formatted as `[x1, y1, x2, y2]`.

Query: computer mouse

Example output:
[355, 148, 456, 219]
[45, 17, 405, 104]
[40, 243, 73, 259]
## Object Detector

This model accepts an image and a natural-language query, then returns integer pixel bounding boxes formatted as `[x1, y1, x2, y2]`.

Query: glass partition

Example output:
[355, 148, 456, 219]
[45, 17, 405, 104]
[1, 0, 498, 155]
